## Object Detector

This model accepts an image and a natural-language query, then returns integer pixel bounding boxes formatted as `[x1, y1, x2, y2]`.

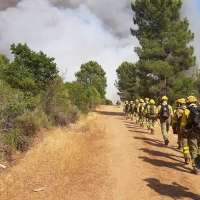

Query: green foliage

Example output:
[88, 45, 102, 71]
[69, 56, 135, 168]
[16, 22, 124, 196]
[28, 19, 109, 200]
[0, 80, 26, 130]
[65, 81, 101, 113]
[40, 76, 79, 125]
[115, 62, 139, 101]
[130, 0, 196, 100]
[16, 109, 50, 136]
[105, 99, 113, 105]
[3, 43, 59, 94]
[4, 128, 24, 150]
[0, 54, 9, 79]
[75, 61, 107, 99]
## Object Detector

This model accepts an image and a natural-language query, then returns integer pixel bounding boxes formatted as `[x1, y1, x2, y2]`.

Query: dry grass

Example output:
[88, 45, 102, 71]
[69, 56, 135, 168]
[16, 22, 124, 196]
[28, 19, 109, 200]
[0, 113, 110, 200]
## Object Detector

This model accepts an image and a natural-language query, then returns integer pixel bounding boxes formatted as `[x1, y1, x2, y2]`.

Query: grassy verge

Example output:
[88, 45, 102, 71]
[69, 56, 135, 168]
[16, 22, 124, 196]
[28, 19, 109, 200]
[0, 112, 109, 200]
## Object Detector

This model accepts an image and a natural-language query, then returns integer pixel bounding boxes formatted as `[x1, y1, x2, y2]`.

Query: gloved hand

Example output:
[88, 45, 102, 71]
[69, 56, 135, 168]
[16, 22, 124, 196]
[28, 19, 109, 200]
[173, 128, 178, 134]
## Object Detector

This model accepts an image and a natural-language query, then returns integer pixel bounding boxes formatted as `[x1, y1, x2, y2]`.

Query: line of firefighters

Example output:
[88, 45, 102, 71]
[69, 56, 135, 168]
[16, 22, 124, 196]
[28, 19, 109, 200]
[123, 95, 200, 175]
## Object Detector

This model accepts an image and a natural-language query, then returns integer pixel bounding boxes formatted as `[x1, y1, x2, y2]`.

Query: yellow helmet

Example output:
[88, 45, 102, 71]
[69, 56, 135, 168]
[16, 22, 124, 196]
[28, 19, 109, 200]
[139, 98, 144, 103]
[176, 99, 181, 104]
[180, 98, 186, 104]
[186, 96, 197, 104]
[150, 99, 155, 104]
[161, 96, 168, 101]
[125, 100, 128, 103]
[135, 99, 139, 103]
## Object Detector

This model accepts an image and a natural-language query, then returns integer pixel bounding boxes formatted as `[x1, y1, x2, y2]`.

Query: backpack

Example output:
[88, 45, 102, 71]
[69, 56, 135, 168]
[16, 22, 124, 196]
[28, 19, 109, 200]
[129, 104, 133, 112]
[150, 105, 155, 115]
[134, 103, 138, 112]
[160, 104, 169, 119]
[148, 105, 157, 119]
[186, 107, 200, 132]
[145, 102, 150, 110]
[125, 103, 129, 111]
[177, 108, 184, 127]
[139, 103, 144, 113]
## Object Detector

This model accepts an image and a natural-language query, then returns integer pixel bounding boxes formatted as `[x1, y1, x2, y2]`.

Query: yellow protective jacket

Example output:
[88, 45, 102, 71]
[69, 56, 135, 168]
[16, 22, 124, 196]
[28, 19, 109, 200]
[157, 104, 173, 118]
[145, 104, 158, 116]
[172, 107, 184, 129]
[123, 103, 129, 112]
[180, 104, 197, 134]
[137, 102, 146, 113]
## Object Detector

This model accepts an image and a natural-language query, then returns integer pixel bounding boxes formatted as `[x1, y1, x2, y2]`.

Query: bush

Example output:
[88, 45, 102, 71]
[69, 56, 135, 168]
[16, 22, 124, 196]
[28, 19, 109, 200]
[105, 99, 113, 105]
[65, 81, 102, 113]
[4, 128, 27, 151]
[40, 77, 80, 126]
[16, 109, 50, 136]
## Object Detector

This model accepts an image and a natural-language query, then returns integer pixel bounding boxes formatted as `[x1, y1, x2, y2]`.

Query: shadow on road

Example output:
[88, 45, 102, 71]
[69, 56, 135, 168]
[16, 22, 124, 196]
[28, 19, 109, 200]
[138, 155, 190, 173]
[139, 148, 183, 163]
[143, 178, 200, 199]
[92, 110, 125, 117]
[133, 137, 191, 173]
[133, 136, 182, 154]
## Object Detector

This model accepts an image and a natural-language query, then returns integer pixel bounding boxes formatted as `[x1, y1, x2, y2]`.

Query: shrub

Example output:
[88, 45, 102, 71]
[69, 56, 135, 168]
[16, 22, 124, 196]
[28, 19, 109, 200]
[16, 109, 50, 136]
[4, 128, 26, 151]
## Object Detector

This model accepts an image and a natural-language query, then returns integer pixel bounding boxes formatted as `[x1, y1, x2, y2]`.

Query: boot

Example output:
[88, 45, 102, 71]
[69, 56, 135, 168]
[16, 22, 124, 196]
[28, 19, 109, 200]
[150, 129, 154, 135]
[164, 139, 169, 145]
[192, 167, 200, 175]
[184, 157, 190, 164]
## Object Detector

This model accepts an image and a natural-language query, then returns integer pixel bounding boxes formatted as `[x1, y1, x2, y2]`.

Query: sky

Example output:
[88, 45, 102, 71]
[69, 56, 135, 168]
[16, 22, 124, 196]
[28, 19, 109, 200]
[0, 0, 199, 103]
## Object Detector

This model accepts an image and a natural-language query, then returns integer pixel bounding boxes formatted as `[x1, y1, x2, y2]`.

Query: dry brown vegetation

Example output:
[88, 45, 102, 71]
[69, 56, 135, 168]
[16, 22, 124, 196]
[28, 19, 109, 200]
[0, 113, 110, 200]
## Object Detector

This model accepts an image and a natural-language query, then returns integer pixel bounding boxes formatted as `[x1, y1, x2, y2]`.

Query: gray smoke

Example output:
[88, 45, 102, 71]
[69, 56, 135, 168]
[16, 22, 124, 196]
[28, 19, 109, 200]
[181, 0, 200, 74]
[0, 0, 199, 103]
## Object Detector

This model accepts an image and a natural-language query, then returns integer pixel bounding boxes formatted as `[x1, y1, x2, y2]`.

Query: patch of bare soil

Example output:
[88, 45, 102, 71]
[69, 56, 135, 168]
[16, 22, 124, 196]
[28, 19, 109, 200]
[1, 105, 200, 200]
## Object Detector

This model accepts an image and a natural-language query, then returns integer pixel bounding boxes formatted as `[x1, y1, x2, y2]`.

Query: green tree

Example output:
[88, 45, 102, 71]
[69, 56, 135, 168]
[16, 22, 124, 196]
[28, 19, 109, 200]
[130, 0, 196, 102]
[3, 43, 59, 94]
[0, 54, 9, 79]
[65, 81, 101, 113]
[75, 61, 107, 99]
[115, 62, 139, 101]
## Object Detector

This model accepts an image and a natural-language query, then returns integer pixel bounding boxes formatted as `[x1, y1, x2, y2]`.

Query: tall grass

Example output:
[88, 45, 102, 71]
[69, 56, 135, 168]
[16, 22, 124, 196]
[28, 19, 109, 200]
[0, 115, 108, 200]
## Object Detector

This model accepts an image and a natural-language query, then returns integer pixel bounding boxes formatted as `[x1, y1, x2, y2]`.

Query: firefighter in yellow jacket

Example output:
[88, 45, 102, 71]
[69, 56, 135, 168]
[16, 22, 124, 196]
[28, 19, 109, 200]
[180, 96, 200, 175]
[134, 99, 139, 123]
[145, 99, 158, 134]
[123, 100, 130, 119]
[157, 96, 173, 145]
[144, 98, 150, 127]
[172, 98, 183, 149]
[172, 98, 190, 164]
[137, 98, 145, 127]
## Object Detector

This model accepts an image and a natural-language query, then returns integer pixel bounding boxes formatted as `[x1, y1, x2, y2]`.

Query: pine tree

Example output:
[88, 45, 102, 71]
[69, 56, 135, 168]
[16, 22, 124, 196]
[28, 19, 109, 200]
[130, 0, 196, 103]
[115, 62, 139, 101]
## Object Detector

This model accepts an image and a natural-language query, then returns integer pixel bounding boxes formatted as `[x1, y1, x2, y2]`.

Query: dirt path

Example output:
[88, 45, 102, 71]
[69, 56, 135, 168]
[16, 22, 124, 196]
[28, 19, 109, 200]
[1, 105, 200, 200]
[95, 105, 200, 200]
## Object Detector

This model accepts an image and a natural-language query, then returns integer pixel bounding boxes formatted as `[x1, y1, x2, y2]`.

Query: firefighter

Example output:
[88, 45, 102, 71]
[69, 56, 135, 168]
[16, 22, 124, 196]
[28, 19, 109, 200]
[157, 96, 173, 145]
[172, 98, 183, 149]
[137, 98, 145, 127]
[145, 99, 158, 134]
[129, 101, 134, 120]
[144, 98, 150, 127]
[180, 96, 200, 175]
[123, 100, 130, 119]
[172, 98, 190, 164]
[116, 100, 121, 108]
[134, 99, 140, 123]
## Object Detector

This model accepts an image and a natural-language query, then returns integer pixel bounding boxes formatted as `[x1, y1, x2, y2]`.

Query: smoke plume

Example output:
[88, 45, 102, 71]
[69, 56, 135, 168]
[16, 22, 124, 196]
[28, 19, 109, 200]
[0, 0, 199, 103]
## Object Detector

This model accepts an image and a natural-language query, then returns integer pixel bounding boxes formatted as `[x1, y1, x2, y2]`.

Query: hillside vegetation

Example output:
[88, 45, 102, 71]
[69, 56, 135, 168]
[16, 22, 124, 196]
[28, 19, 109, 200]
[0, 44, 110, 160]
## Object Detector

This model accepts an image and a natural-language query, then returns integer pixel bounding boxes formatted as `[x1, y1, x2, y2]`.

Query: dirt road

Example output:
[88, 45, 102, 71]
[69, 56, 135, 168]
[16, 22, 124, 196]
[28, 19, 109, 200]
[1, 105, 200, 199]
[95, 105, 200, 200]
